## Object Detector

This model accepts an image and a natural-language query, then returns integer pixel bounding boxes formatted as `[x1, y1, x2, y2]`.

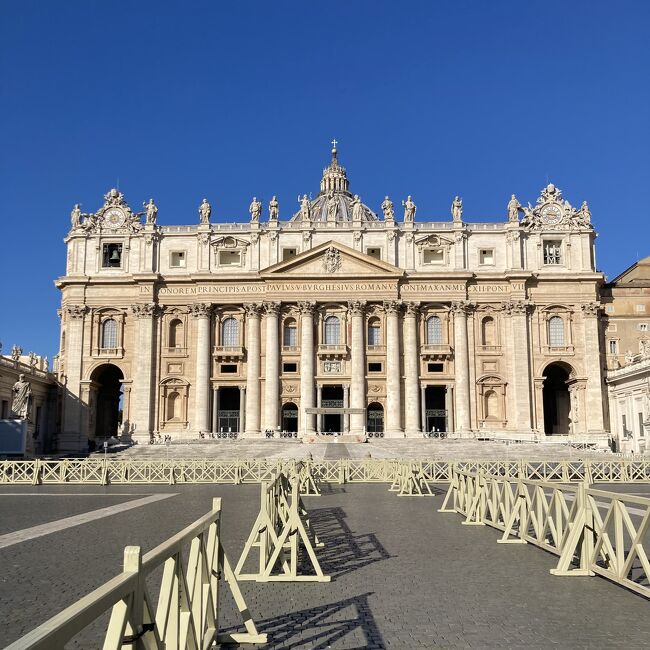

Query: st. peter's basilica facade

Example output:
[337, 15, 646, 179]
[55, 145, 606, 451]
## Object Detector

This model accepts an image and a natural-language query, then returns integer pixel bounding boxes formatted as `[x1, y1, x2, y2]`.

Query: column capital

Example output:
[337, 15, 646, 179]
[298, 300, 316, 315]
[502, 300, 531, 316]
[403, 301, 420, 317]
[347, 300, 366, 316]
[382, 300, 402, 315]
[450, 300, 474, 315]
[243, 303, 263, 318]
[130, 302, 161, 319]
[581, 302, 601, 317]
[262, 301, 281, 316]
[64, 304, 88, 320]
[189, 303, 213, 319]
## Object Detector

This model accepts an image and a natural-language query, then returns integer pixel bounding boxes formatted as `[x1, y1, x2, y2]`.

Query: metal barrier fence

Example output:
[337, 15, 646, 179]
[2, 458, 650, 486]
[6, 497, 266, 649]
[439, 467, 650, 599]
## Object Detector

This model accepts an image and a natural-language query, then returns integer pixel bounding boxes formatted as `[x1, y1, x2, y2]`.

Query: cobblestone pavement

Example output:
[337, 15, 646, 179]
[98, 439, 619, 461]
[1, 483, 649, 649]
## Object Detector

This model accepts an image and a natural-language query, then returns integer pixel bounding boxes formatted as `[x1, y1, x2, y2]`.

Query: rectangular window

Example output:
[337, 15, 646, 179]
[636, 304, 646, 313]
[639, 412, 645, 437]
[639, 324, 648, 332]
[543, 241, 562, 265]
[218, 250, 241, 266]
[608, 340, 619, 355]
[282, 362, 297, 373]
[368, 362, 382, 372]
[170, 251, 186, 268]
[479, 249, 494, 265]
[366, 247, 381, 260]
[428, 363, 444, 372]
[622, 414, 628, 436]
[220, 364, 238, 374]
[102, 243, 123, 268]
[282, 248, 298, 261]
[605, 305, 615, 314]
[423, 249, 444, 265]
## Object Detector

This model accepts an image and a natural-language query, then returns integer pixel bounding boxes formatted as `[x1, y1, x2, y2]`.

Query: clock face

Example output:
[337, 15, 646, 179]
[105, 208, 125, 229]
[540, 203, 562, 225]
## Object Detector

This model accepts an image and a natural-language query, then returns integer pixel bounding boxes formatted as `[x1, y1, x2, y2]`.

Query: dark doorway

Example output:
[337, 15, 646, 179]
[543, 364, 571, 435]
[322, 385, 343, 433]
[282, 402, 298, 433]
[218, 387, 240, 434]
[425, 386, 447, 433]
[91, 364, 124, 442]
[367, 402, 384, 436]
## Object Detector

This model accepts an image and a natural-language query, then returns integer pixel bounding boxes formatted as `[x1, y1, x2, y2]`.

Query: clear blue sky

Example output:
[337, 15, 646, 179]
[1, 1, 649, 360]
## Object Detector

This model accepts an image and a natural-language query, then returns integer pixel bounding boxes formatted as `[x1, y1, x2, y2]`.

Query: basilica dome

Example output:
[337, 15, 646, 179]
[290, 144, 379, 223]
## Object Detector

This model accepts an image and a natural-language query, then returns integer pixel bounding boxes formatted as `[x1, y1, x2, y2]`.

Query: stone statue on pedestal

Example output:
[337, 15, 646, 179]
[298, 194, 311, 222]
[249, 197, 262, 222]
[507, 194, 522, 222]
[381, 196, 394, 221]
[451, 196, 463, 222]
[199, 199, 211, 224]
[11, 374, 32, 420]
[11, 345, 21, 361]
[268, 196, 279, 221]
[70, 204, 82, 229]
[143, 199, 158, 225]
[350, 195, 364, 221]
[402, 196, 416, 222]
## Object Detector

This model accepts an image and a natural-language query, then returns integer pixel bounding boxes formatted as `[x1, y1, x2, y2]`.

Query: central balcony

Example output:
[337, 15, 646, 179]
[213, 345, 245, 360]
[420, 344, 453, 360]
[317, 344, 349, 359]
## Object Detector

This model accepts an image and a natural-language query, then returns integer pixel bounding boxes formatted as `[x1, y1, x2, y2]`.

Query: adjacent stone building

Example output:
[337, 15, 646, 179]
[55, 145, 608, 451]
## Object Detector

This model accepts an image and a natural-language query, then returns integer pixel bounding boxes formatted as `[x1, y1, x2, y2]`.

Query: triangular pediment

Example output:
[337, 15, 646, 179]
[261, 241, 403, 278]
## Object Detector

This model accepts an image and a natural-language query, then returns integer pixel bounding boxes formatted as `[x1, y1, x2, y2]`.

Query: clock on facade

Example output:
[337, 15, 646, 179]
[540, 204, 562, 225]
[104, 208, 126, 229]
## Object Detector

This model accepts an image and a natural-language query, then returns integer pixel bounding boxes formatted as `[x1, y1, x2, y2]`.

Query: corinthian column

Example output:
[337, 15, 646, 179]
[130, 302, 160, 443]
[60, 304, 88, 452]
[452, 301, 471, 432]
[582, 302, 605, 432]
[244, 304, 262, 437]
[263, 302, 280, 432]
[299, 301, 316, 436]
[384, 301, 403, 436]
[403, 302, 421, 436]
[348, 300, 366, 435]
[191, 303, 212, 435]
[505, 301, 533, 432]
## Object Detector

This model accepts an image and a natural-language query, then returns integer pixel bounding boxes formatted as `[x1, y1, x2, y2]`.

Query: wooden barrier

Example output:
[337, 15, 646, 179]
[1, 458, 650, 486]
[235, 471, 330, 582]
[6, 498, 266, 649]
[440, 467, 650, 598]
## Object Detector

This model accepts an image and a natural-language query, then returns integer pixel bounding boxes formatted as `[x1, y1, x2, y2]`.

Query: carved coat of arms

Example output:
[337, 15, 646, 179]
[323, 247, 341, 273]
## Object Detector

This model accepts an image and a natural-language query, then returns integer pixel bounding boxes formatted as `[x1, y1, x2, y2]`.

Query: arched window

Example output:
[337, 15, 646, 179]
[548, 316, 565, 347]
[221, 317, 239, 347]
[101, 319, 117, 349]
[283, 318, 297, 347]
[481, 317, 495, 346]
[426, 316, 443, 345]
[324, 316, 340, 345]
[169, 318, 183, 348]
[367, 318, 381, 346]
[167, 392, 179, 420]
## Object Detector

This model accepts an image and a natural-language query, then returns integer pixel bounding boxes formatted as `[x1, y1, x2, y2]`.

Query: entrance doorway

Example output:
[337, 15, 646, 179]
[367, 402, 384, 437]
[90, 364, 124, 444]
[217, 387, 240, 435]
[543, 363, 571, 435]
[425, 386, 447, 434]
[281, 402, 298, 433]
[321, 385, 343, 433]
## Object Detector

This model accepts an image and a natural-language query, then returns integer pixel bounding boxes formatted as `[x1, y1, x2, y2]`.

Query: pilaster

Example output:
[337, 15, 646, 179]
[191, 303, 212, 435]
[582, 302, 606, 432]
